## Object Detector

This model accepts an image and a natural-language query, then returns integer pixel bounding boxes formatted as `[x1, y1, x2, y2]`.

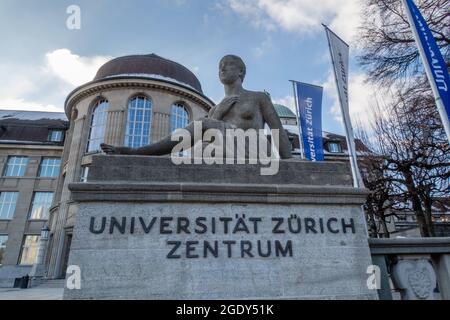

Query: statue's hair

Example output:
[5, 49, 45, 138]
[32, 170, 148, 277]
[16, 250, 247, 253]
[220, 55, 246, 82]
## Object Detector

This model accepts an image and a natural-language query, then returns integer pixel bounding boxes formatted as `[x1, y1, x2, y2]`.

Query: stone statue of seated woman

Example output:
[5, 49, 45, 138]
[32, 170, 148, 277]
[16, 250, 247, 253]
[101, 55, 292, 159]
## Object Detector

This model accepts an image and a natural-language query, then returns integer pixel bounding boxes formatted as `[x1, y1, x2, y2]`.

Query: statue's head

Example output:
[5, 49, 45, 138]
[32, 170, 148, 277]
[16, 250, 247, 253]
[219, 55, 246, 85]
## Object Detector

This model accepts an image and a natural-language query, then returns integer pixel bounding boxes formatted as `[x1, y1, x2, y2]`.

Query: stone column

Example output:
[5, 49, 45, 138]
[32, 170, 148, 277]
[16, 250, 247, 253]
[47, 117, 85, 278]
[371, 255, 393, 300]
[104, 110, 124, 145]
[437, 254, 450, 300]
[152, 112, 170, 142]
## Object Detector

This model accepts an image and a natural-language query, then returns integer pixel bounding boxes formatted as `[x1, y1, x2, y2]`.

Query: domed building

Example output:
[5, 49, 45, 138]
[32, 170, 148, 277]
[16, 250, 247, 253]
[273, 104, 297, 126]
[45, 54, 214, 278]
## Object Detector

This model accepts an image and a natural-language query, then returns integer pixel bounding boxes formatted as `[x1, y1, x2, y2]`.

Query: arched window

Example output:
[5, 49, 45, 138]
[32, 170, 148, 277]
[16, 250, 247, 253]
[125, 96, 152, 148]
[87, 99, 108, 152]
[171, 103, 189, 132]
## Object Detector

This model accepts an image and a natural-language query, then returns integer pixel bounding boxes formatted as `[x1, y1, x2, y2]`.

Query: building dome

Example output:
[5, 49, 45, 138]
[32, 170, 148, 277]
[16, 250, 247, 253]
[93, 53, 203, 93]
[274, 104, 296, 119]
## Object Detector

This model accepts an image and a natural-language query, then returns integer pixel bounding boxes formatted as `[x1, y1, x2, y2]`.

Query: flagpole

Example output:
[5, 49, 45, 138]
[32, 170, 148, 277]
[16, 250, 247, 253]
[323, 24, 364, 188]
[401, 0, 450, 144]
[290, 80, 306, 159]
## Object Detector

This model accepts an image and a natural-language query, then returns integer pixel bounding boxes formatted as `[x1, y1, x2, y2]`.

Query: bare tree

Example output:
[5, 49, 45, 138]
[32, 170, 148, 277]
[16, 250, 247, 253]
[358, 153, 396, 238]
[356, 0, 449, 237]
[358, 0, 449, 87]
[358, 90, 449, 237]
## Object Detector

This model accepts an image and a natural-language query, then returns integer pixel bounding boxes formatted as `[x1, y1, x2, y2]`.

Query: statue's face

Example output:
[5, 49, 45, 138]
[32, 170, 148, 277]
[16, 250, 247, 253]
[219, 58, 242, 85]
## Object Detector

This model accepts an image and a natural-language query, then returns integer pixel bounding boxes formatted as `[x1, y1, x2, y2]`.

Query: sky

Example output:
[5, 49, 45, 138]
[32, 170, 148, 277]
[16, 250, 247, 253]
[0, 0, 382, 135]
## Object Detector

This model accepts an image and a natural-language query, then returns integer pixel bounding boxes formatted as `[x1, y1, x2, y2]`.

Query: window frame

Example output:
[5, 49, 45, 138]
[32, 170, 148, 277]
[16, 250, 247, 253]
[28, 191, 54, 220]
[86, 99, 109, 153]
[38, 157, 61, 178]
[3, 156, 28, 177]
[18, 235, 40, 266]
[47, 129, 65, 143]
[124, 95, 153, 148]
[170, 102, 190, 133]
[0, 192, 19, 220]
[0, 235, 8, 266]
[327, 141, 342, 153]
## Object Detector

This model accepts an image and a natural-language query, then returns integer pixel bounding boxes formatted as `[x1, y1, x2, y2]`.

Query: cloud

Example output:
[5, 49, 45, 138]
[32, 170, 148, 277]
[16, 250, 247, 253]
[0, 65, 59, 111]
[323, 71, 389, 129]
[273, 95, 296, 113]
[227, 0, 277, 31]
[0, 98, 61, 112]
[272, 72, 385, 131]
[227, 0, 363, 41]
[45, 49, 111, 87]
[252, 36, 273, 58]
[0, 49, 110, 112]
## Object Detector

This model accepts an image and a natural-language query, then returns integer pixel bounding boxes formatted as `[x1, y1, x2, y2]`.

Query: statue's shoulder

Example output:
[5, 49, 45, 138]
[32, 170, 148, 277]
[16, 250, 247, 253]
[244, 90, 270, 101]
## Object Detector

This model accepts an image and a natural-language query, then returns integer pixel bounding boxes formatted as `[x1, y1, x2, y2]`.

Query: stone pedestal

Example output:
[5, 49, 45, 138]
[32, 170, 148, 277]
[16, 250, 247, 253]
[63, 155, 378, 300]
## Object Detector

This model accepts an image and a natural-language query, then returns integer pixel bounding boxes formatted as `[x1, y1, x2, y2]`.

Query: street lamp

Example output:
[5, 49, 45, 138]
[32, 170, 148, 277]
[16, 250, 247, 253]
[29, 225, 51, 284]
[41, 225, 50, 241]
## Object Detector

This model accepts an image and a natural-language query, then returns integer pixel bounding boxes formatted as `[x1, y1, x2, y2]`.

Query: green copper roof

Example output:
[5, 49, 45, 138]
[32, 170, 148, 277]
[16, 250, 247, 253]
[274, 104, 296, 119]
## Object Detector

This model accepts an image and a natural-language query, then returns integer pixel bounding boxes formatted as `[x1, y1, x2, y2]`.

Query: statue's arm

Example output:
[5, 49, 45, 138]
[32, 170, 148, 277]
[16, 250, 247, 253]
[260, 94, 292, 159]
[101, 144, 150, 155]
[101, 137, 177, 155]
[207, 106, 217, 118]
[100, 97, 238, 156]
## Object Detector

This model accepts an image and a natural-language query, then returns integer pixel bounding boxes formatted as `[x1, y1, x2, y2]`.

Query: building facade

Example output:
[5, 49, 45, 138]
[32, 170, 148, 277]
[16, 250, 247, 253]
[46, 54, 215, 279]
[375, 198, 450, 238]
[0, 110, 68, 287]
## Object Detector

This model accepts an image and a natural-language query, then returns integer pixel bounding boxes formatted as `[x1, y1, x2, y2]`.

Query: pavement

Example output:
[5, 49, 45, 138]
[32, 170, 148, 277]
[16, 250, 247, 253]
[0, 287, 63, 300]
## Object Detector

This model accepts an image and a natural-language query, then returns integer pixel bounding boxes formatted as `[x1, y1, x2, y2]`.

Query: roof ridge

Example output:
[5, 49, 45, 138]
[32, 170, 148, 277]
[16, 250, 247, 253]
[99, 54, 197, 79]
[94, 54, 202, 92]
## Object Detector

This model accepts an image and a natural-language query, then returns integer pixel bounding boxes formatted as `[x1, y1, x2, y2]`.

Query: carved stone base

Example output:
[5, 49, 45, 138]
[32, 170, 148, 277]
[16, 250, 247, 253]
[63, 155, 378, 300]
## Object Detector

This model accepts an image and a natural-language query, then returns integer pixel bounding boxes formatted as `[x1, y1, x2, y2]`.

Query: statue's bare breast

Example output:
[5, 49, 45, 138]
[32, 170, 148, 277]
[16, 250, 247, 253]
[221, 92, 265, 130]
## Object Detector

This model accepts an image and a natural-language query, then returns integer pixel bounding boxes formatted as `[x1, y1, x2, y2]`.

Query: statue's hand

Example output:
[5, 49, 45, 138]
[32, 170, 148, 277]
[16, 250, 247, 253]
[213, 96, 239, 119]
[101, 143, 120, 154]
[218, 96, 239, 109]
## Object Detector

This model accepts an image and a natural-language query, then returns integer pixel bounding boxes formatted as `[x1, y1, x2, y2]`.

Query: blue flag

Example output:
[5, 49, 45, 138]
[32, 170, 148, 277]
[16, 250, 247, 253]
[404, 0, 450, 124]
[295, 82, 324, 161]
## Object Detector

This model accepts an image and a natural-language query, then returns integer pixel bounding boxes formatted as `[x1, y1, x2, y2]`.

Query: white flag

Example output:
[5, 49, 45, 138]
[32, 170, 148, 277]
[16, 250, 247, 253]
[324, 25, 363, 188]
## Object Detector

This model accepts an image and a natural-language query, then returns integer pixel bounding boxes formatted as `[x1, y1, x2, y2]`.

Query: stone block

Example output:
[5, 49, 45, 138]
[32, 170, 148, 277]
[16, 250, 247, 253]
[63, 156, 376, 299]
